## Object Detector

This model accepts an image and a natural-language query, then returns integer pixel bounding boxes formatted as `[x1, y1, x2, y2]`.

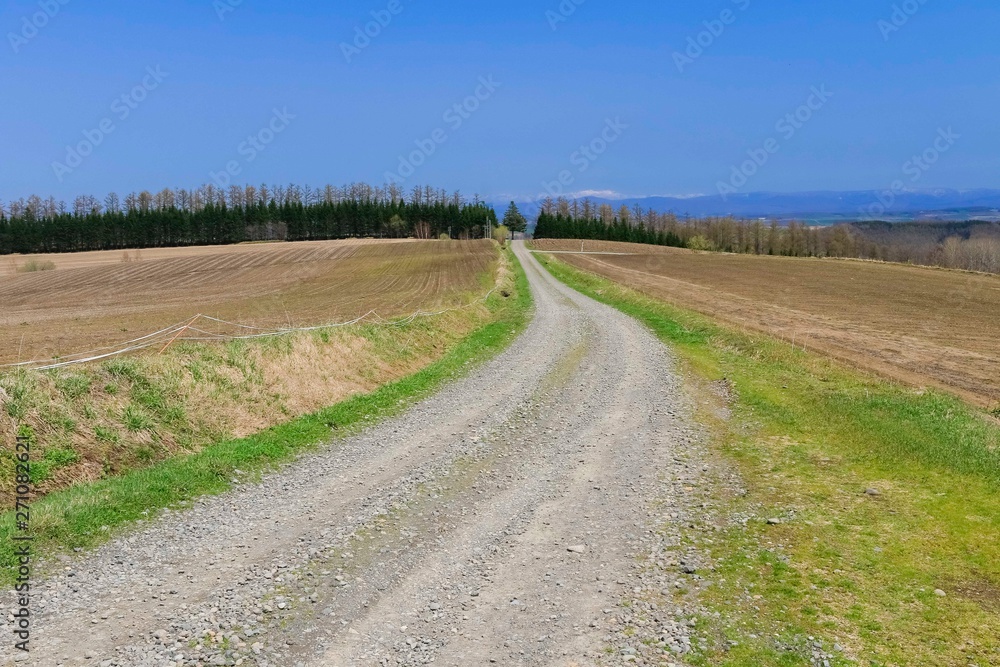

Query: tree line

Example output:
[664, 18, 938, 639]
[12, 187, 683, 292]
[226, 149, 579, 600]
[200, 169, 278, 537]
[0, 183, 498, 255]
[847, 221, 1000, 273]
[532, 196, 1000, 274]
[533, 212, 685, 248]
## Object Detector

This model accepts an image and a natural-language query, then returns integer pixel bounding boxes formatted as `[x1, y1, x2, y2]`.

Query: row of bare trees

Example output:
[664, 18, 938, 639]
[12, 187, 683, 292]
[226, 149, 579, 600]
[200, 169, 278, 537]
[536, 197, 851, 257]
[927, 236, 1000, 273]
[535, 196, 1000, 274]
[0, 183, 483, 221]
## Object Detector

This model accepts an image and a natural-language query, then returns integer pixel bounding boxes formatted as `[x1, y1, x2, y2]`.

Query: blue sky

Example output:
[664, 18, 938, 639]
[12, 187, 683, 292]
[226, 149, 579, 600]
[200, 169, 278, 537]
[2, 0, 998, 202]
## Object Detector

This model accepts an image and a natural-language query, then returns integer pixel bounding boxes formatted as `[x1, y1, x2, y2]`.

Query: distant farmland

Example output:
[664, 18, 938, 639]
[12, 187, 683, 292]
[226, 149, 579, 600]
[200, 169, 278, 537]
[0, 239, 496, 365]
[532, 239, 1000, 408]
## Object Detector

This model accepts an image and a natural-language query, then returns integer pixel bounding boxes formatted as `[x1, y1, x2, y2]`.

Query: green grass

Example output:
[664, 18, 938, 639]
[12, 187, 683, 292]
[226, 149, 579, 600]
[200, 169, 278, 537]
[53, 373, 92, 400]
[93, 425, 119, 444]
[0, 248, 532, 585]
[29, 448, 80, 484]
[122, 403, 154, 432]
[0, 372, 35, 419]
[536, 252, 1000, 667]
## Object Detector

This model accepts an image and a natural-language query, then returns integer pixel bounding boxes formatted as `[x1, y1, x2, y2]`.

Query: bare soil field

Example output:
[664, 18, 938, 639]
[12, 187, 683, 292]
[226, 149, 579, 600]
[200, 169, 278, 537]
[532, 239, 1000, 407]
[0, 239, 495, 364]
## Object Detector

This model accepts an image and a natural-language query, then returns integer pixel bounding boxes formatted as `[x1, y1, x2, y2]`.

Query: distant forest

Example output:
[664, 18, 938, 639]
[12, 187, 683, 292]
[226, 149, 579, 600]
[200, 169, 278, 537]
[4, 185, 999, 275]
[0, 183, 497, 255]
[532, 197, 1000, 275]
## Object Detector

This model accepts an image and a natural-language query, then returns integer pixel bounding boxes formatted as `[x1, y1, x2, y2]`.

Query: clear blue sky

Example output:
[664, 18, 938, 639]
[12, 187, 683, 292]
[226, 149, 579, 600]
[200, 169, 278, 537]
[2, 0, 997, 202]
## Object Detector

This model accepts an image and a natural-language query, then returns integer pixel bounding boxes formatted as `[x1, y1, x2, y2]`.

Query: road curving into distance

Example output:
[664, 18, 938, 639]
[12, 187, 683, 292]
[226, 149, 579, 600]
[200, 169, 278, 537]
[4, 241, 721, 667]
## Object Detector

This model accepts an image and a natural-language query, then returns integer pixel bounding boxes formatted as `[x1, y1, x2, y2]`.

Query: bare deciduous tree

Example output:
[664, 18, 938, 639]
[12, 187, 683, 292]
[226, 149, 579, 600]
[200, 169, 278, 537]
[413, 221, 432, 239]
[26, 195, 43, 218]
[105, 192, 121, 214]
[226, 186, 243, 209]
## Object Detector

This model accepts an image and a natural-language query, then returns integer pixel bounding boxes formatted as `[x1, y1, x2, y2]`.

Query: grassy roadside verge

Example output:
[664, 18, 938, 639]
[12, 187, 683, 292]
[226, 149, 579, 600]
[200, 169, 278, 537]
[535, 252, 1000, 667]
[0, 248, 532, 585]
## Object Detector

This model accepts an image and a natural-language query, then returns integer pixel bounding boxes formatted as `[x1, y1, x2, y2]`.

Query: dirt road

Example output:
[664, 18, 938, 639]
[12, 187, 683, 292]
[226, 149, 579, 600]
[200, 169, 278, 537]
[3, 242, 718, 667]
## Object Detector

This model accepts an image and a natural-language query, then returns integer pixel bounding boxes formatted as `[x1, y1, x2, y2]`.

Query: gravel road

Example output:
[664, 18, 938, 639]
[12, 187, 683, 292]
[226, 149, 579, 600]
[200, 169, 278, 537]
[3, 242, 722, 667]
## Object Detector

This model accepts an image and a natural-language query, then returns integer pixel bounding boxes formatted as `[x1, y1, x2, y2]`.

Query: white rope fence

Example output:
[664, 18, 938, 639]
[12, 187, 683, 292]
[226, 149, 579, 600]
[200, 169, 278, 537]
[3, 285, 500, 373]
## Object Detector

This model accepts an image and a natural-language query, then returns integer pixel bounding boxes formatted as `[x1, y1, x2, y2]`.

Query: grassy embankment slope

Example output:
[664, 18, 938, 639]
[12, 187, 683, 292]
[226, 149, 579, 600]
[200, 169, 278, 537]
[0, 245, 532, 584]
[536, 251, 1000, 667]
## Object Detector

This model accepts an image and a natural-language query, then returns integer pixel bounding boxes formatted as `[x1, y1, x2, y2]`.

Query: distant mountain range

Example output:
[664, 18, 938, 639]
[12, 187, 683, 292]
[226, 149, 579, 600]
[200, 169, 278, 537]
[488, 189, 1000, 224]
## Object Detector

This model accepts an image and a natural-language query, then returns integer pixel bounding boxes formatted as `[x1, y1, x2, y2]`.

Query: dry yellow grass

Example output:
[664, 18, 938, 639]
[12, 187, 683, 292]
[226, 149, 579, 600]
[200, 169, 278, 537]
[0, 240, 505, 501]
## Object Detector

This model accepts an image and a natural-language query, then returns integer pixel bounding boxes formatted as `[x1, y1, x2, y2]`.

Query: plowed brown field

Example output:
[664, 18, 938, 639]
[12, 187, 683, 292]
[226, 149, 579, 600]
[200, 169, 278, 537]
[0, 239, 497, 364]
[532, 239, 1000, 408]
